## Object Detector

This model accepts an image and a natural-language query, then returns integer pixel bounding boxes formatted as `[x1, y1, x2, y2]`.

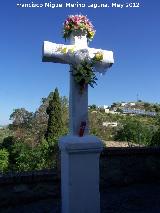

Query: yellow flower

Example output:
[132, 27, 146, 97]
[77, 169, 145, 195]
[61, 47, 68, 54]
[94, 52, 103, 61]
[68, 47, 75, 53]
[88, 31, 95, 39]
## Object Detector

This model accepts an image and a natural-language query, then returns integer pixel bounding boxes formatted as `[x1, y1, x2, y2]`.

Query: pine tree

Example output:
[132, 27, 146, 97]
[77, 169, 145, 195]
[45, 88, 63, 143]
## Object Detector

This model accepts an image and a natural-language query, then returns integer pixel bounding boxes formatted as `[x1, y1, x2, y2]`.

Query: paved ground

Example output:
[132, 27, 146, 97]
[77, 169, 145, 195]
[1, 182, 160, 213]
[101, 182, 160, 213]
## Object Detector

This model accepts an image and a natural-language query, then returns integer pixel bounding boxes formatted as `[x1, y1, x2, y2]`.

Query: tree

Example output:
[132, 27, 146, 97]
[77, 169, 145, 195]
[150, 127, 160, 146]
[45, 88, 63, 143]
[10, 108, 33, 129]
[44, 88, 63, 170]
[9, 108, 33, 142]
[116, 108, 123, 113]
[60, 96, 69, 135]
[153, 104, 160, 113]
[114, 117, 154, 146]
[0, 127, 12, 144]
[0, 89, 68, 173]
[12, 138, 53, 172]
[110, 102, 117, 109]
[32, 93, 69, 144]
[89, 104, 97, 110]
[0, 149, 9, 173]
[143, 102, 151, 111]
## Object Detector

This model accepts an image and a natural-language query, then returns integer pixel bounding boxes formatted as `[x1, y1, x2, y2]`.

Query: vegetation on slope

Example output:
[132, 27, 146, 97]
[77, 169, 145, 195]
[1, 94, 160, 173]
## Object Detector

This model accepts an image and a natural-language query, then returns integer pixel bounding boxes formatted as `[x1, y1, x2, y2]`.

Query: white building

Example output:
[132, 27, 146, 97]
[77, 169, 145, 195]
[129, 102, 136, 106]
[121, 102, 128, 107]
[105, 110, 120, 114]
[103, 105, 109, 109]
[104, 108, 110, 113]
[103, 122, 118, 127]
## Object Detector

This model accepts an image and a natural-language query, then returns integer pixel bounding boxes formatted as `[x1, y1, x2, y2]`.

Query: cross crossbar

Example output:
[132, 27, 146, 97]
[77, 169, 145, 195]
[42, 41, 114, 74]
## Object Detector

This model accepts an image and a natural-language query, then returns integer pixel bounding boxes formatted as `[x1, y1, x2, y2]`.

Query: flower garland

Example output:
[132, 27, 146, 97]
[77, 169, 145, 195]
[63, 14, 96, 41]
[62, 14, 104, 93]
[56, 45, 104, 92]
[72, 51, 103, 92]
[72, 61, 97, 91]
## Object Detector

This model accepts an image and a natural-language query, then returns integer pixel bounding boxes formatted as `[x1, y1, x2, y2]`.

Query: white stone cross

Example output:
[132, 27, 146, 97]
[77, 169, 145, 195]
[42, 21, 114, 213]
[42, 33, 114, 136]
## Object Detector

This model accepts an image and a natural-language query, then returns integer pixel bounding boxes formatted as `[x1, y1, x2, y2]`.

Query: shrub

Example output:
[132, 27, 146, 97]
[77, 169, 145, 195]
[0, 149, 9, 173]
[149, 128, 160, 147]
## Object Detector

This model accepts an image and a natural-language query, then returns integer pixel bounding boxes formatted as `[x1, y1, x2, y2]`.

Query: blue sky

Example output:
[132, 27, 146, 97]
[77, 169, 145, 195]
[0, 0, 160, 125]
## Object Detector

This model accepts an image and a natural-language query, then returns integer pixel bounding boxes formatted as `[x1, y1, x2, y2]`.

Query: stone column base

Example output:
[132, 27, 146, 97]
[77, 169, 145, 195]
[59, 135, 103, 213]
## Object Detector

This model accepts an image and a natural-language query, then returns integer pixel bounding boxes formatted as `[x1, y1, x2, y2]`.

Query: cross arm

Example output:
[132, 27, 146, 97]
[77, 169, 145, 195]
[42, 41, 114, 73]
[42, 41, 74, 64]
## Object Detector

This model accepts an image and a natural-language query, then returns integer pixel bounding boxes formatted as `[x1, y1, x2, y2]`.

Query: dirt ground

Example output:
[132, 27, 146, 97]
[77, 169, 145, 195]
[1, 182, 160, 213]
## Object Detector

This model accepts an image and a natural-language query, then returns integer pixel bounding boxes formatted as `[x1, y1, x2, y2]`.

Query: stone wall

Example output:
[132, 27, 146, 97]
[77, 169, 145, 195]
[1, 147, 160, 208]
[100, 147, 160, 189]
[0, 170, 60, 209]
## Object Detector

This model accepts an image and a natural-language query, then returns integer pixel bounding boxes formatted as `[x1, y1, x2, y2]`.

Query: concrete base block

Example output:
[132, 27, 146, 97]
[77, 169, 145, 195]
[59, 135, 103, 213]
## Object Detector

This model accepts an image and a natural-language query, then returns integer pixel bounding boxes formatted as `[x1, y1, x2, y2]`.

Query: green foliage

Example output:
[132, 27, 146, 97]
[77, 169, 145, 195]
[149, 128, 160, 147]
[89, 104, 97, 110]
[0, 88, 69, 173]
[8, 90, 68, 146]
[36, 138, 52, 168]
[114, 117, 155, 146]
[9, 108, 34, 145]
[3, 93, 160, 174]
[60, 96, 69, 135]
[73, 60, 97, 90]
[0, 136, 17, 170]
[89, 111, 114, 141]
[89, 107, 158, 146]
[12, 138, 55, 172]
[10, 108, 33, 129]
[0, 149, 9, 173]
[31, 93, 68, 144]
[116, 108, 123, 113]
[45, 88, 63, 143]
[0, 127, 12, 144]
[12, 141, 32, 171]
[1, 136, 15, 151]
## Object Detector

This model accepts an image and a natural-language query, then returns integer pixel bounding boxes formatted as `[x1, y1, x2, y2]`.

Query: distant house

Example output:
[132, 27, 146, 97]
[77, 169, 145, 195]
[122, 108, 156, 116]
[121, 102, 128, 107]
[105, 109, 120, 114]
[121, 102, 136, 107]
[129, 102, 136, 106]
[103, 105, 109, 109]
[104, 108, 110, 113]
[103, 122, 118, 127]
[98, 105, 109, 110]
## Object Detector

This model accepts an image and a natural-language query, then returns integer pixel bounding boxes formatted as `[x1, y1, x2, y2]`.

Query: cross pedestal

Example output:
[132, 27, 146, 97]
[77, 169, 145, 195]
[42, 28, 114, 213]
[59, 135, 103, 213]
